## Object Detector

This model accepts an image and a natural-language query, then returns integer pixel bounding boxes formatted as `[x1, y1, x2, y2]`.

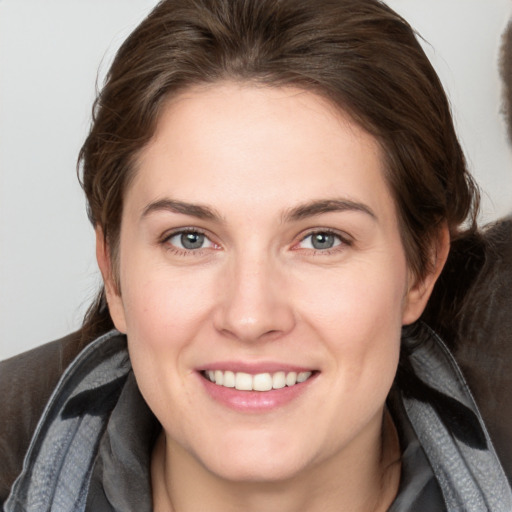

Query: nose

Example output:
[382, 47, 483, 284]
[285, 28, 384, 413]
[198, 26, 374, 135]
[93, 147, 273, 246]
[213, 252, 296, 343]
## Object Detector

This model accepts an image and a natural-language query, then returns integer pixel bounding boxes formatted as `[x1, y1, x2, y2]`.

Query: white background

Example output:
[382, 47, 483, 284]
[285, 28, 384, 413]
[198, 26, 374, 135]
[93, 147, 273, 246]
[1, 0, 512, 360]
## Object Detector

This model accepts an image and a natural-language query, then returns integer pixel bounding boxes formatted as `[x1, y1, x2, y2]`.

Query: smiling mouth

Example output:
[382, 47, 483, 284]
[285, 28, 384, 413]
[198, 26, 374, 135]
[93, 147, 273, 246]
[201, 370, 314, 391]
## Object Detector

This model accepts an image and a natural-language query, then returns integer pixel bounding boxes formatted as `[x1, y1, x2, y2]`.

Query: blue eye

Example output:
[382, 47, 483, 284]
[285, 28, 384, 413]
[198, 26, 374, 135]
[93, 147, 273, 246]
[167, 231, 214, 250]
[299, 232, 343, 250]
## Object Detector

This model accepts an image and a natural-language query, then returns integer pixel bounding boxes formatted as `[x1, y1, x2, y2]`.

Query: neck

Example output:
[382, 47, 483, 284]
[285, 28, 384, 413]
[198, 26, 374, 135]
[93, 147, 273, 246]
[151, 409, 401, 512]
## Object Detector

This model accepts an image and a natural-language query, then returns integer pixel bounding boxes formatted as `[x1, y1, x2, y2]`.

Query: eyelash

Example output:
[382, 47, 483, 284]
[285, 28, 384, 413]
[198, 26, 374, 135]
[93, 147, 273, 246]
[294, 229, 352, 255]
[159, 228, 352, 256]
[160, 228, 218, 256]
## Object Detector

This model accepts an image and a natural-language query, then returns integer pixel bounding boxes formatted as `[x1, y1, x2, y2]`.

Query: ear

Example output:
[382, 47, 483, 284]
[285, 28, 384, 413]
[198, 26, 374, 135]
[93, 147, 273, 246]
[402, 225, 450, 325]
[95, 227, 127, 333]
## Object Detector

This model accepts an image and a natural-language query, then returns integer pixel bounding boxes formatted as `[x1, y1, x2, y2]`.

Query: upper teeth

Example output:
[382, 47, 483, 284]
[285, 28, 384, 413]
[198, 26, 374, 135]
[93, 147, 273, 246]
[204, 370, 312, 391]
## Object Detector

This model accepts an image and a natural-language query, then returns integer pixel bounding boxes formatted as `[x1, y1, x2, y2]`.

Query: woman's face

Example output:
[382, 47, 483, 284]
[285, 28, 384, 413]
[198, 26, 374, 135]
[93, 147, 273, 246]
[101, 83, 436, 482]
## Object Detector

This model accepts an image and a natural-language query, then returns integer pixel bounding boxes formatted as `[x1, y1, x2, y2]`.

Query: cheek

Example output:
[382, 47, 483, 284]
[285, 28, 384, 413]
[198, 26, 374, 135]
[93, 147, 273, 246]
[119, 255, 218, 348]
[279, 257, 405, 454]
[293, 253, 406, 378]
[297, 258, 406, 336]
[118, 262, 219, 434]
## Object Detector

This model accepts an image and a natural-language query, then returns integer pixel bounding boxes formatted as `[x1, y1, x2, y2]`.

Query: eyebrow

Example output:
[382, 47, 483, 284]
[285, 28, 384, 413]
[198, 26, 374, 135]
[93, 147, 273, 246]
[283, 199, 377, 222]
[141, 197, 376, 223]
[141, 199, 223, 222]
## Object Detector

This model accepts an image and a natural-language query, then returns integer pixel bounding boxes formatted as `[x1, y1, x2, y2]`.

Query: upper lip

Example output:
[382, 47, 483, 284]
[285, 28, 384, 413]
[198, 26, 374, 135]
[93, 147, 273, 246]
[195, 361, 316, 374]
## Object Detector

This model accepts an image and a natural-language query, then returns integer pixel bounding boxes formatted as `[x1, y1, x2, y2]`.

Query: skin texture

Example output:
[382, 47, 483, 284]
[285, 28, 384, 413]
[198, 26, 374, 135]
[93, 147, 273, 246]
[97, 83, 448, 512]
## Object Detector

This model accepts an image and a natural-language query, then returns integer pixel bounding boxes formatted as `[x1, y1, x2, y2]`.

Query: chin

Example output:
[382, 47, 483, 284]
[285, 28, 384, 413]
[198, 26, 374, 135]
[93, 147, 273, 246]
[209, 455, 308, 484]
[195, 429, 313, 483]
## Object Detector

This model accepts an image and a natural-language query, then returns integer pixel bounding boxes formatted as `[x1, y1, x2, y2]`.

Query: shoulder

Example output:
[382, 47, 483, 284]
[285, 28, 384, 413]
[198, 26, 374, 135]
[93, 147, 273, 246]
[423, 216, 512, 481]
[452, 217, 512, 480]
[0, 331, 85, 504]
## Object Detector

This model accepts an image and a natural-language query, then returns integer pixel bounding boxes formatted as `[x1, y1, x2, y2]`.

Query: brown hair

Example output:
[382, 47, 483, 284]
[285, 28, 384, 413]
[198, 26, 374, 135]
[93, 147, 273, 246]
[78, 0, 479, 344]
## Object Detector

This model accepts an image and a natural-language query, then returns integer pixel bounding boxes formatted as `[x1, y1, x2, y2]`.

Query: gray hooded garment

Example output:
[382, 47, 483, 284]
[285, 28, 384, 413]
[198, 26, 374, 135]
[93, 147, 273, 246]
[3, 323, 512, 511]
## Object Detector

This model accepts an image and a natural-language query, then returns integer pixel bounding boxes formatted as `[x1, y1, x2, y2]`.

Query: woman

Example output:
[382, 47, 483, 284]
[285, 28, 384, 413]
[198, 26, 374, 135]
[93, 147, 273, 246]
[1, 0, 510, 510]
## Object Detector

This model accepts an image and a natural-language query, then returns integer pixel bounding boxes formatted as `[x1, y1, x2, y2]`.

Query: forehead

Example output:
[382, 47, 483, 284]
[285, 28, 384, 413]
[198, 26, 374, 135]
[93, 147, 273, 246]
[128, 83, 395, 224]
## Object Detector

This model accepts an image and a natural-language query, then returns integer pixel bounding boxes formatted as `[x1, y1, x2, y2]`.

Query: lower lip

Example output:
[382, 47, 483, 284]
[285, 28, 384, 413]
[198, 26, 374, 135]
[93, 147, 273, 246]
[198, 373, 317, 412]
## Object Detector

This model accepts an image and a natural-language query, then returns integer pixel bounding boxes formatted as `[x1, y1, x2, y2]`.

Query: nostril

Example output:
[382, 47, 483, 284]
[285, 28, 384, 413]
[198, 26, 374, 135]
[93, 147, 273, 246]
[213, 304, 296, 343]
